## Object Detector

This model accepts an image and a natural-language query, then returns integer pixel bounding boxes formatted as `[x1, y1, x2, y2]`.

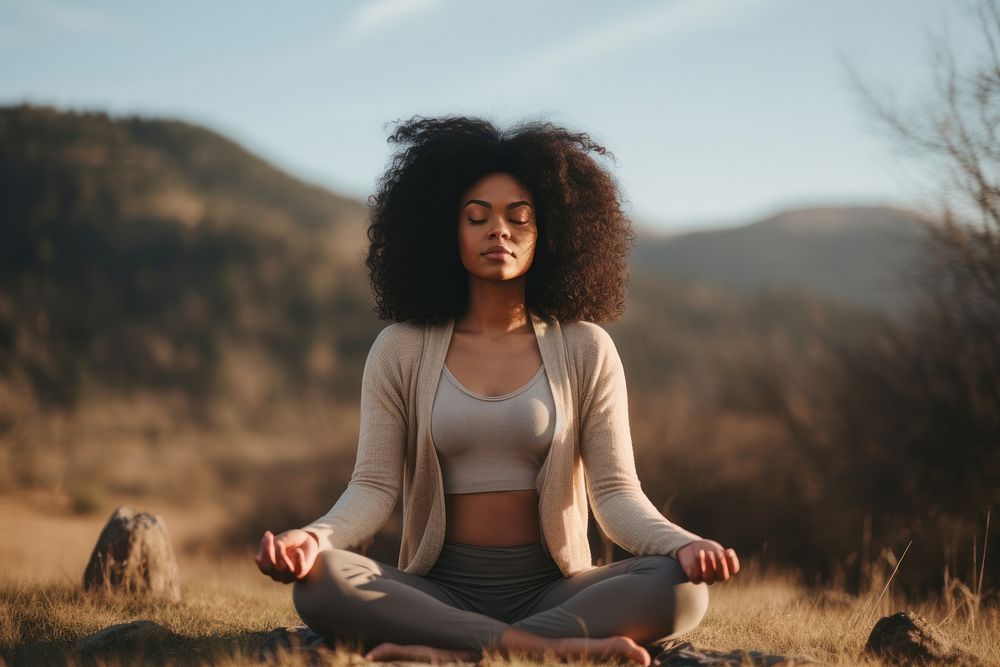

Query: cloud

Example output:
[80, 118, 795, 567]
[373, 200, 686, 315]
[342, 0, 442, 40]
[9, 0, 128, 33]
[468, 0, 776, 94]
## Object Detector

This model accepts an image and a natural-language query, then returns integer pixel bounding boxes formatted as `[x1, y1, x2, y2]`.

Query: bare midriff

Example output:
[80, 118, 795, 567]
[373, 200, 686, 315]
[444, 488, 542, 546]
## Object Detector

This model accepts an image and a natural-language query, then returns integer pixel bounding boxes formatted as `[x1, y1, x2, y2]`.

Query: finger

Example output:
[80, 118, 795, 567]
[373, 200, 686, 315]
[270, 536, 288, 572]
[277, 540, 295, 572]
[727, 548, 741, 575]
[294, 547, 309, 578]
[272, 542, 287, 572]
[704, 551, 717, 584]
[680, 554, 700, 583]
[698, 549, 707, 580]
[265, 531, 277, 568]
[257, 535, 276, 574]
[716, 550, 730, 580]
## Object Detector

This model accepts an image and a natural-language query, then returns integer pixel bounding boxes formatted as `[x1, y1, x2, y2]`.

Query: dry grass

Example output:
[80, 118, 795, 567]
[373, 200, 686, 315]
[4, 557, 998, 666]
[683, 563, 998, 665]
[2, 556, 301, 666]
[1, 498, 997, 666]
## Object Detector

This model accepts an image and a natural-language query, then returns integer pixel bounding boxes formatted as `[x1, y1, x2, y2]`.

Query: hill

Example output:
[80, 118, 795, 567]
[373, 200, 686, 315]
[631, 206, 934, 313]
[0, 103, 374, 410]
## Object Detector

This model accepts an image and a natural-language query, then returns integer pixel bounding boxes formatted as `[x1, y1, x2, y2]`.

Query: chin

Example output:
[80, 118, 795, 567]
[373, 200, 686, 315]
[472, 271, 520, 282]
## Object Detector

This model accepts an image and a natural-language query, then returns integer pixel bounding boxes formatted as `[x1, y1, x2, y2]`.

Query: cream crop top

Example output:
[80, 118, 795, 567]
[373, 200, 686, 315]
[431, 363, 556, 494]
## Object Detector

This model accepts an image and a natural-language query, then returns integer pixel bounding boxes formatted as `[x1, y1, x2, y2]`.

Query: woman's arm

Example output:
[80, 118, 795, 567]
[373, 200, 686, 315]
[577, 324, 703, 558]
[300, 325, 409, 552]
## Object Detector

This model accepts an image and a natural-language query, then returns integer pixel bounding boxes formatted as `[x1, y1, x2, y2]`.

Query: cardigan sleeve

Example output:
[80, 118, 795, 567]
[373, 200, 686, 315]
[578, 324, 703, 559]
[300, 325, 407, 552]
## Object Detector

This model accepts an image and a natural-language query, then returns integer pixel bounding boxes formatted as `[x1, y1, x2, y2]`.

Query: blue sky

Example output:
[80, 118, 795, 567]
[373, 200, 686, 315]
[0, 0, 981, 232]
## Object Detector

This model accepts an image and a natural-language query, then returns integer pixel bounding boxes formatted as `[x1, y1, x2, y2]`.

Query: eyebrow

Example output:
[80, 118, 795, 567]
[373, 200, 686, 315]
[463, 199, 532, 210]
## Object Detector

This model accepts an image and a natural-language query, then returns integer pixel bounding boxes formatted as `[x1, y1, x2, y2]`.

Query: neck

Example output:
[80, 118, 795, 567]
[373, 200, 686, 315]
[457, 277, 530, 336]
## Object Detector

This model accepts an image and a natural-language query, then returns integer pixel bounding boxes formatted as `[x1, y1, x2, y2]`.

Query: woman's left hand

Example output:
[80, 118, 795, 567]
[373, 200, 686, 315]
[676, 539, 740, 585]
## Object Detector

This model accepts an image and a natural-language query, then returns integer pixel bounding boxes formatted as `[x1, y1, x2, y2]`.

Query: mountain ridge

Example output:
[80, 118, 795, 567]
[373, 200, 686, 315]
[631, 204, 933, 313]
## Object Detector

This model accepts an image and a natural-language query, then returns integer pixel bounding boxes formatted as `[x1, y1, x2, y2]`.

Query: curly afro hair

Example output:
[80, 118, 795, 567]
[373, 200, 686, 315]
[365, 115, 636, 325]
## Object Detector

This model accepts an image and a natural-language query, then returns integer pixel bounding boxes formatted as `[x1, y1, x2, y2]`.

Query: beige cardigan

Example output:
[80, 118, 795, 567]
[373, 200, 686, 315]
[302, 308, 702, 577]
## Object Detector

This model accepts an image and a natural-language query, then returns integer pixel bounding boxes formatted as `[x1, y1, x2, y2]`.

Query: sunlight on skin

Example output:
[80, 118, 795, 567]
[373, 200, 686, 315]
[676, 539, 741, 585]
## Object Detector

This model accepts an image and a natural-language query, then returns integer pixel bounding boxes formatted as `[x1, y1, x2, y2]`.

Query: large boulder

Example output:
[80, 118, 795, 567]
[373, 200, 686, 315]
[83, 505, 181, 601]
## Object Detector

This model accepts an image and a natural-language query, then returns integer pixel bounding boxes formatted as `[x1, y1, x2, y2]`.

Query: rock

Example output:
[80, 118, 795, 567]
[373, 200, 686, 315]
[652, 639, 817, 666]
[255, 625, 343, 666]
[74, 620, 178, 657]
[82, 505, 181, 602]
[864, 610, 977, 665]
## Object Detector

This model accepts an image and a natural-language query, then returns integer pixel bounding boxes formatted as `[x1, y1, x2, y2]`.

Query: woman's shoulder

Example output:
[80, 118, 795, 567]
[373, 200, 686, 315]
[374, 320, 424, 343]
[559, 320, 627, 396]
[559, 319, 624, 383]
[369, 320, 425, 358]
[361, 321, 426, 388]
[560, 319, 617, 356]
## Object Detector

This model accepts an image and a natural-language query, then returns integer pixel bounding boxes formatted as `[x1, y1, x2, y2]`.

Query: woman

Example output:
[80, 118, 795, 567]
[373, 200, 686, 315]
[255, 116, 740, 665]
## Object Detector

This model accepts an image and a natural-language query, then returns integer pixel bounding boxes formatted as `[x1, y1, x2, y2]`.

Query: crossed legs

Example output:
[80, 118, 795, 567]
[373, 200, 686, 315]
[510, 551, 709, 645]
[292, 547, 708, 658]
[293, 548, 508, 653]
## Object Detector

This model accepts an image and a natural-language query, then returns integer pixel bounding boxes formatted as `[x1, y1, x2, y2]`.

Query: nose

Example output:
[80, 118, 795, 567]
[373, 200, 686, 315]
[488, 213, 512, 240]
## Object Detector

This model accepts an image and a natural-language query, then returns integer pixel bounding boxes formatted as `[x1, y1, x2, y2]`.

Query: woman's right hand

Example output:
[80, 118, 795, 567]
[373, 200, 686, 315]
[254, 529, 320, 583]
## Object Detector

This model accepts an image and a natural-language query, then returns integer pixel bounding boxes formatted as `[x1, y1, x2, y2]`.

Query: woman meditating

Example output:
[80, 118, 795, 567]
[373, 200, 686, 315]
[255, 116, 740, 665]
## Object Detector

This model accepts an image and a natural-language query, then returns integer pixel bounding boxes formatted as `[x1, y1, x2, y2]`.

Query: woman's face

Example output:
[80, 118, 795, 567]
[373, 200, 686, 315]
[456, 171, 538, 282]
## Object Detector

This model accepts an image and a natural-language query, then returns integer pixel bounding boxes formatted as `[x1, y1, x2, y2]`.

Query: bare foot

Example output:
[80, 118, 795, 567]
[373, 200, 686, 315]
[554, 635, 651, 666]
[364, 641, 478, 664]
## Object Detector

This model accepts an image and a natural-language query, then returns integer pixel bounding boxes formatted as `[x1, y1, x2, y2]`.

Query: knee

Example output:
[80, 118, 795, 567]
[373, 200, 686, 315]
[292, 549, 364, 627]
[672, 579, 709, 635]
[641, 556, 709, 636]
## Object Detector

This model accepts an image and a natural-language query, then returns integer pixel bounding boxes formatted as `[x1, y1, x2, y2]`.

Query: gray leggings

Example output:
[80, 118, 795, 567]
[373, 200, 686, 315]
[292, 540, 709, 654]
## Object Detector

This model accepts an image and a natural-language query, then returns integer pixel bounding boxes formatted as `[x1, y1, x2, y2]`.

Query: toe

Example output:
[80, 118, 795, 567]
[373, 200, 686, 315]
[365, 641, 397, 660]
[619, 637, 651, 666]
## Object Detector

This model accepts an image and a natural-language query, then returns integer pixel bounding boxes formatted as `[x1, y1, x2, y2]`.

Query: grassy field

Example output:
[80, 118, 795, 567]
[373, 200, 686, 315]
[1, 496, 996, 666]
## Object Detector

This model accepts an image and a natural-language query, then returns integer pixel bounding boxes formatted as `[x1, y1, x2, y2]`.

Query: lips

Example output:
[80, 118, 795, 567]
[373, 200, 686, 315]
[483, 245, 513, 256]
